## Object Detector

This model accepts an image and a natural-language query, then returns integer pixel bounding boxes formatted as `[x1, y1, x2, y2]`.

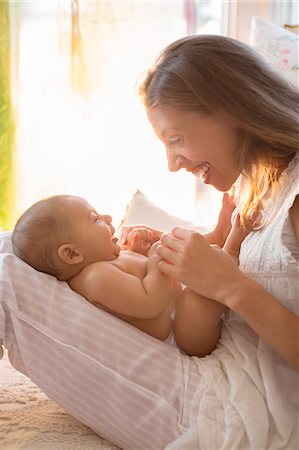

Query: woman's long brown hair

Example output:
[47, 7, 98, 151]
[139, 35, 299, 229]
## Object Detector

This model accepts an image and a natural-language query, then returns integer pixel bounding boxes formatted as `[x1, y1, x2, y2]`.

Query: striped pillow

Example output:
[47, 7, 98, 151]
[0, 230, 195, 450]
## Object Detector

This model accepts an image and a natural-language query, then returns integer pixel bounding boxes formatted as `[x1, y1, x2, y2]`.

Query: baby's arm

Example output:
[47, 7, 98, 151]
[69, 255, 181, 321]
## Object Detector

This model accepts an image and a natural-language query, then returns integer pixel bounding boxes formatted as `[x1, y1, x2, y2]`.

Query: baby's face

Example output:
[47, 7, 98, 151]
[65, 197, 120, 264]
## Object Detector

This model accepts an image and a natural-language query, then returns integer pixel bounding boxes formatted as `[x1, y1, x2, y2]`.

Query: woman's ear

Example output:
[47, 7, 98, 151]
[57, 244, 84, 265]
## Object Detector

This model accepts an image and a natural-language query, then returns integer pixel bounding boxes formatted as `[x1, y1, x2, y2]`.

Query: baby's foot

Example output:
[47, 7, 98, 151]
[223, 214, 250, 263]
[215, 192, 236, 244]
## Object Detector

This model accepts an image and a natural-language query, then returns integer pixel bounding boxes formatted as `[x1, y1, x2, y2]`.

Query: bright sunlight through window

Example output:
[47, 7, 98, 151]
[12, 1, 223, 230]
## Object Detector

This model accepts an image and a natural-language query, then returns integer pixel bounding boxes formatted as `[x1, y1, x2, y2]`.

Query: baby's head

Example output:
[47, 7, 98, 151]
[12, 195, 120, 281]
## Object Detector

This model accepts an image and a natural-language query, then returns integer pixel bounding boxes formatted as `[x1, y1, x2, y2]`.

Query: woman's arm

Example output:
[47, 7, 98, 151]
[157, 228, 299, 369]
[228, 276, 299, 369]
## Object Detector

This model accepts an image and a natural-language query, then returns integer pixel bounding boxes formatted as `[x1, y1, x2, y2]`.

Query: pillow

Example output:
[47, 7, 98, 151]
[119, 189, 208, 233]
[0, 202, 201, 449]
[250, 16, 299, 87]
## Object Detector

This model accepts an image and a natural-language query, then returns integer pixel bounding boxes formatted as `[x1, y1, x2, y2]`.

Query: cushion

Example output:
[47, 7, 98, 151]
[119, 189, 208, 233]
[250, 16, 299, 87]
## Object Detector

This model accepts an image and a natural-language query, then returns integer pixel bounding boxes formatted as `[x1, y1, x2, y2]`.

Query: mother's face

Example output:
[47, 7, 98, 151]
[147, 107, 241, 192]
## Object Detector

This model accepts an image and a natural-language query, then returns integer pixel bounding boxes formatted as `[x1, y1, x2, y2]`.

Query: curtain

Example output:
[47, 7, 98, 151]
[9, 1, 200, 229]
[271, 0, 299, 26]
[0, 1, 15, 231]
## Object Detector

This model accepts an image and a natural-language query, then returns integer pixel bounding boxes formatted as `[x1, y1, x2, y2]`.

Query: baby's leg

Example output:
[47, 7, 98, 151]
[213, 192, 236, 246]
[174, 288, 226, 357]
[128, 302, 174, 341]
[222, 214, 250, 265]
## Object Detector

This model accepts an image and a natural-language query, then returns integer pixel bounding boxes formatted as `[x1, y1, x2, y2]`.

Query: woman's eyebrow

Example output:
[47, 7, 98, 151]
[161, 126, 179, 137]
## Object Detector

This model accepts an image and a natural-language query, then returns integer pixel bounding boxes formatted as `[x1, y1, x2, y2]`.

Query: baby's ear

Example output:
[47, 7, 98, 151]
[57, 244, 83, 265]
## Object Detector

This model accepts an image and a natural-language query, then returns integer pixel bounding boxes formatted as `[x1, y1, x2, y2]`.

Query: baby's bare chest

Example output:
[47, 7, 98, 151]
[110, 250, 147, 279]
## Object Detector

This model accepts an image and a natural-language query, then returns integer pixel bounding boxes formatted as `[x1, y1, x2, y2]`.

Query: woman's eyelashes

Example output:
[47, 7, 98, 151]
[169, 136, 183, 148]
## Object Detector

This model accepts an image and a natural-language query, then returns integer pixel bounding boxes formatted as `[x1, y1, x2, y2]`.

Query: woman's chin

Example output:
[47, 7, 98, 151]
[207, 173, 237, 192]
[207, 180, 233, 192]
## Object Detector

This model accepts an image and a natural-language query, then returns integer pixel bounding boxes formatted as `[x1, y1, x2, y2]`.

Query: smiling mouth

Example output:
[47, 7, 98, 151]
[189, 163, 210, 181]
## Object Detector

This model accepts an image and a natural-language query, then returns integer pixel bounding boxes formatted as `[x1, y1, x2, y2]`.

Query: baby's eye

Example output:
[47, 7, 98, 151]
[92, 213, 101, 222]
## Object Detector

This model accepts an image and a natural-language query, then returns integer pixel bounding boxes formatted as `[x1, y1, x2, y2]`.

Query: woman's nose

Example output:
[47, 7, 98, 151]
[167, 151, 183, 172]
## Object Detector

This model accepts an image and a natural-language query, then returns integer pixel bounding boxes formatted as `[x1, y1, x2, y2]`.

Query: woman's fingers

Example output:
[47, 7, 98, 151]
[162, 228, 206, 254]
[160, 231, 180, 250]
[158, 228, 206, 269]
[158, 258, 177, 277]
[171, 227, 196, 239]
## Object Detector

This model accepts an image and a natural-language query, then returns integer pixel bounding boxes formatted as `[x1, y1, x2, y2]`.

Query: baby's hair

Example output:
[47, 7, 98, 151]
[12, 195, 73, 279]
[139, 34, 299, 229]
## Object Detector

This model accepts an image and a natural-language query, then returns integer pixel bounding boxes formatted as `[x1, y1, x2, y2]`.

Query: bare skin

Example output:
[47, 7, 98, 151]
[69, 241, 181, 341]
[14, 194, 249, 356]
[144, 105, 299, 369]
[173, 214, 249, 356]
[67, 194, 244, 356]
[119, 194, 250, 356]
[156, 196, 299, 368]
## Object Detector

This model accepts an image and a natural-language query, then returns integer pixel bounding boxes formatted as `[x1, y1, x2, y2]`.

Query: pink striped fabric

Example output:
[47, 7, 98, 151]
[0, 232, 203, 450]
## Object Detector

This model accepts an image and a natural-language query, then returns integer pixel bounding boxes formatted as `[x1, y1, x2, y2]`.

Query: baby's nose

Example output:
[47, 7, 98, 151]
[103, 215, 112, 224]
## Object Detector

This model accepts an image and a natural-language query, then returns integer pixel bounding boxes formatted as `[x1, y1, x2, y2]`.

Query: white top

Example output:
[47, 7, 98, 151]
[168, 152, 299, 450]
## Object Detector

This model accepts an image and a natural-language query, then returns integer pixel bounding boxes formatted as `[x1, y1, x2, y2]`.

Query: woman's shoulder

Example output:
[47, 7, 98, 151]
[289, 194, 299, 243]
[266, 152, 299, 218]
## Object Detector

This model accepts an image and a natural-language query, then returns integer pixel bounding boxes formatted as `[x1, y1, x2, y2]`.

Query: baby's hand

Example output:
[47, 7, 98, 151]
[126, 228, 155, 256]
[119, 224, 162, 248]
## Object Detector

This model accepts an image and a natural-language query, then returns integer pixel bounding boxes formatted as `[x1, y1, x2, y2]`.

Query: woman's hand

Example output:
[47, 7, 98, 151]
[158, 227, 299, 369]
[157, 227, 246, 306]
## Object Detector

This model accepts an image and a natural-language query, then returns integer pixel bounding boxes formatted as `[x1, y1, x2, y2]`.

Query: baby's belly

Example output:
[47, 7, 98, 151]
[112, 250, 148, 279]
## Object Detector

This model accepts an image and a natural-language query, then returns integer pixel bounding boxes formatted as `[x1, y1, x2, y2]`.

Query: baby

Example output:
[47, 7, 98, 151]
[12, 194, 248, 356]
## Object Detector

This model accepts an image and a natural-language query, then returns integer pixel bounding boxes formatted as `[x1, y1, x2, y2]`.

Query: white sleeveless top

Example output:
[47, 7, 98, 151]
[170, 153, 299, 450]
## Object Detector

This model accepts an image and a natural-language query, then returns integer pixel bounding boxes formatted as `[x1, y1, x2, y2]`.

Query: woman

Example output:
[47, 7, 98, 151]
[122, 34, 299, 448]
[3, 35, 298, 450]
